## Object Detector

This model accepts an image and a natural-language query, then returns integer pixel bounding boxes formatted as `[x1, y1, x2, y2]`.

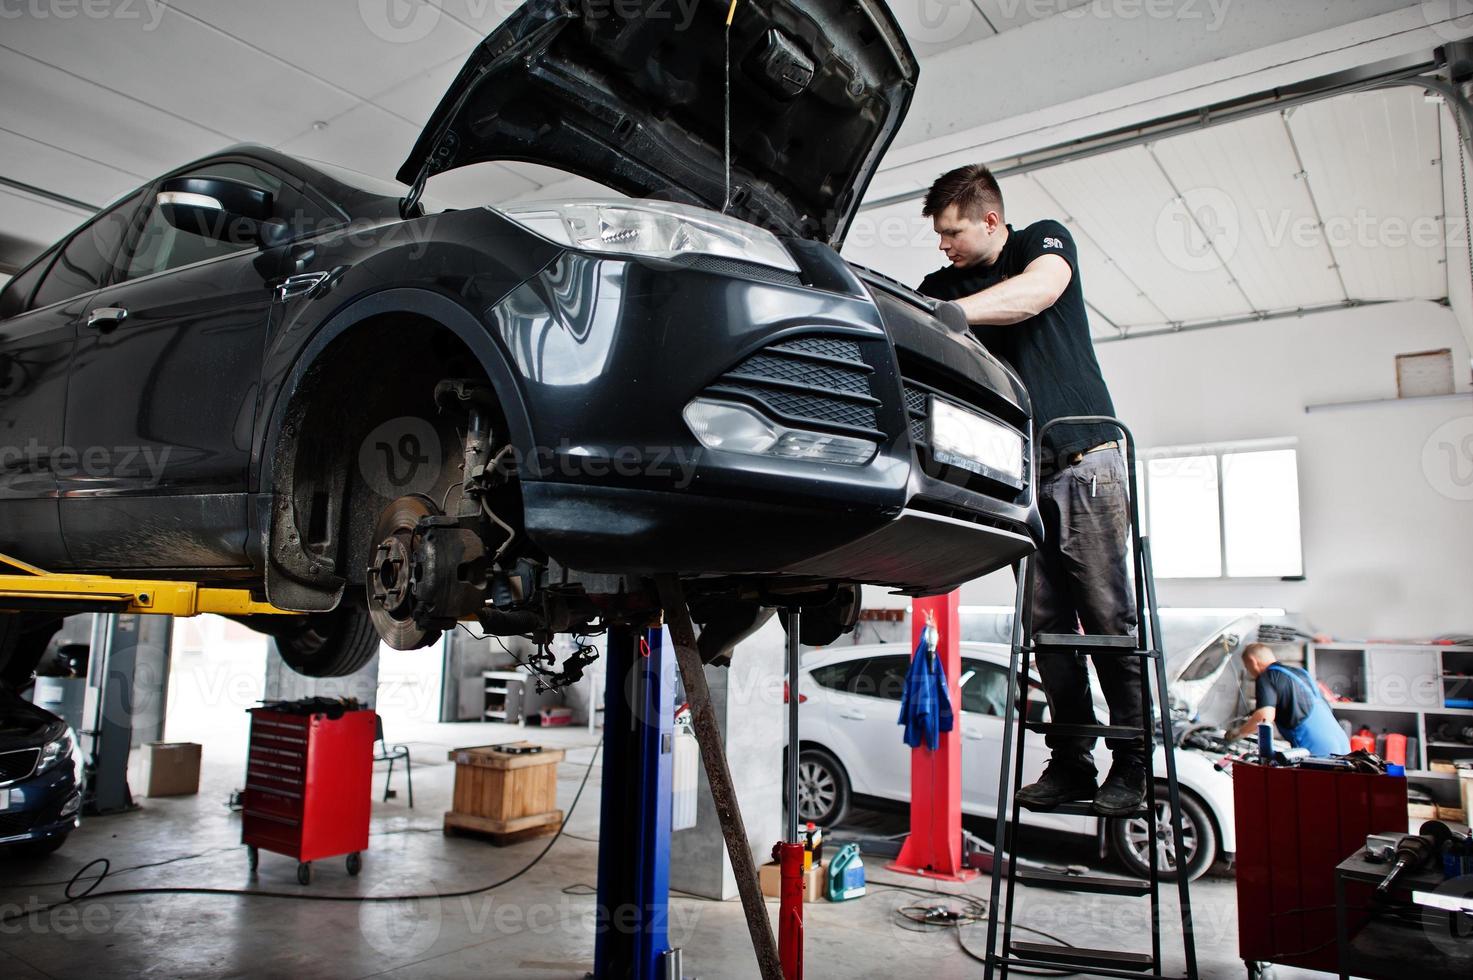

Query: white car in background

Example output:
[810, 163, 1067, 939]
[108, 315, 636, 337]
[794, 618, 1255, 881]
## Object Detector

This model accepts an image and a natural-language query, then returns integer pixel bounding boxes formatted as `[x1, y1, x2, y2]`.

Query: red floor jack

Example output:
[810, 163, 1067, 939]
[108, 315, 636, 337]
[779, 607, 805, 980]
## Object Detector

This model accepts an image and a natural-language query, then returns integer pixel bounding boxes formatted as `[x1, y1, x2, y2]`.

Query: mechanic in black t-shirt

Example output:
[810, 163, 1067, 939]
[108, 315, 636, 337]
[917, 164, 1146, 817]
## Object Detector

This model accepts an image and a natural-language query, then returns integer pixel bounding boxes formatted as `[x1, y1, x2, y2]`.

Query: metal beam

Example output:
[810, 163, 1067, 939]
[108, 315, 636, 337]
[1096, 299, 1404, 343]
[0, 175, 99, 214]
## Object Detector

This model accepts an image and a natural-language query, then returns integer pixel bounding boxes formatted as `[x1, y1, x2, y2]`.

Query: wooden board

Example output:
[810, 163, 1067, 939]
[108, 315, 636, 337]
[447, 742, 565, 771]
[444, 809, 562, 846]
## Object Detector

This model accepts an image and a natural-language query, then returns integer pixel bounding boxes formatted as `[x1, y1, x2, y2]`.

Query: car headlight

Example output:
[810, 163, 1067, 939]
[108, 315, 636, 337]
[497, 200, 800, 273]
[683, 399, 877, 465]
[36, 729, 77, 775]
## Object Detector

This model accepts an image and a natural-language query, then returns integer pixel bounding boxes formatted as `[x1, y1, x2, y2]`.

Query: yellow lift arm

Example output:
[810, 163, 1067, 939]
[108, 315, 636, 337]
[0, 553, 294, 618]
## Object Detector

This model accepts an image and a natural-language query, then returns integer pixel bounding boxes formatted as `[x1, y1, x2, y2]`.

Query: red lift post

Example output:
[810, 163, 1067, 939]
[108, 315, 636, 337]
[888, 591, 977, 882]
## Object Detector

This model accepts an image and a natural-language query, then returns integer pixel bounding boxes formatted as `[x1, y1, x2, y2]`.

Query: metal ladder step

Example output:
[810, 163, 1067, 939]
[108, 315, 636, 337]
[1037, 800, 1151, 817]
[1016, 868, 1152, 897]
[1024, 721, 1143, 740]
[1034, 632, 1154, 654]
[1009, 941, 1156, 972]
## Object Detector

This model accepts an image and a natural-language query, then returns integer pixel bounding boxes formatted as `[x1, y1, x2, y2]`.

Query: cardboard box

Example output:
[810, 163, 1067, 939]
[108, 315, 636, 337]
[1408, 802, 1438, 822]
[539, 706, 573, 727]
[138, 742, 201, 797]
[759, 857, 827, 903]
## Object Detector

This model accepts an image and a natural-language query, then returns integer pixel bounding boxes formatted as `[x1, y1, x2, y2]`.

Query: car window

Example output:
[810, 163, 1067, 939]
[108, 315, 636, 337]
[31, 192, 143, 309]
[848, 655, 910, 702]
[123, 163, 288, 281]
[958, 658, 1009, 716]
[0, 246, 58, 319]
[809, 659, 870, 693]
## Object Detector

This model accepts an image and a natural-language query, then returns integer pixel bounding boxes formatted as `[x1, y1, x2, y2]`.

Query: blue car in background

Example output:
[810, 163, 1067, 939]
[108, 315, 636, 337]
[0, 685, 80, 857]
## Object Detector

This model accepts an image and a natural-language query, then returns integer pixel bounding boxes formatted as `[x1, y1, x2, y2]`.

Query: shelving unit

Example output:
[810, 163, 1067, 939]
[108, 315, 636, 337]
[483, 670, 528, 725]
[1308, 641, 1473, 805]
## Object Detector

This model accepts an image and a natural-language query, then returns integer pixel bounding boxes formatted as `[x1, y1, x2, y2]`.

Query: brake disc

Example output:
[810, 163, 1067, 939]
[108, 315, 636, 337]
[366, 494, 440, 650]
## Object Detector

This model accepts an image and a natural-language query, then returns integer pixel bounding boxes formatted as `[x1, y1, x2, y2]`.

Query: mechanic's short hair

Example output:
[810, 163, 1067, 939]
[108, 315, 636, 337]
[923, 164, 1005, 223]
[1242, 642, 1276, 664]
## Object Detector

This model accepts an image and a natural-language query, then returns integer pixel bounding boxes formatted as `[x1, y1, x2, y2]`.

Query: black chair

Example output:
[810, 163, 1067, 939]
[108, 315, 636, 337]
[373, 715, 413, 808]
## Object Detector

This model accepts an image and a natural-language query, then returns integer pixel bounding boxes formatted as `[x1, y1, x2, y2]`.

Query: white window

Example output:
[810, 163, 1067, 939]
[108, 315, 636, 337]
[1140, 444, 1303, 579]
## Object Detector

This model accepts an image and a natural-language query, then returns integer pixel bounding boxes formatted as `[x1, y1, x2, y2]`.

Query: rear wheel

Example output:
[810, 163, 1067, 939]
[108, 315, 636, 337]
[795, 747, 850, 827]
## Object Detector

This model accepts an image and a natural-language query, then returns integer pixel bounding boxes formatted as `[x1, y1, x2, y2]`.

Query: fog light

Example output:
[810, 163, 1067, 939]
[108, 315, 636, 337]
[61, 792, 81, 816]
[771, 430, 877, 464]
[684, 400, 780, 454]
[684, 398, 877, 465]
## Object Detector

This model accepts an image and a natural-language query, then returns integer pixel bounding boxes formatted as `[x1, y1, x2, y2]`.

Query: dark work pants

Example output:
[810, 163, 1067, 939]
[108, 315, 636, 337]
[1030, 447, 1145, 770]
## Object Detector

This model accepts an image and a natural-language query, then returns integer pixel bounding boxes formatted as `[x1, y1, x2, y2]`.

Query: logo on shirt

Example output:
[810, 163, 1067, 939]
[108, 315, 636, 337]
[1042, 237, 1065, 250]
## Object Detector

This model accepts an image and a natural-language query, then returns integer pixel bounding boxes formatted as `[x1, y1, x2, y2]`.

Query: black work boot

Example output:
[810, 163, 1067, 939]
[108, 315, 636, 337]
[1015, 756, 1098, 812]
[1092, 758, 1148, 817]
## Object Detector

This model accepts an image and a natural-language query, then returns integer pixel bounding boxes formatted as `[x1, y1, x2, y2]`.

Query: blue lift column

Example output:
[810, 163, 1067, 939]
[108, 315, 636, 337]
[594, 624, 680, 980]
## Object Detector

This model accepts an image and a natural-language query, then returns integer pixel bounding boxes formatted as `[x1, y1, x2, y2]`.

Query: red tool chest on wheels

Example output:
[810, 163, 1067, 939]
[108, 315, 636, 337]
[242, 706, 376, 885]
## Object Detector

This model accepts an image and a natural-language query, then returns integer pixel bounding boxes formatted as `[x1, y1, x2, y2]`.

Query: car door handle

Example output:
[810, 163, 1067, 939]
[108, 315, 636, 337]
[963, 727, 985, 740]
[85, 307, 128, 331]
[838, 708, 867, 721]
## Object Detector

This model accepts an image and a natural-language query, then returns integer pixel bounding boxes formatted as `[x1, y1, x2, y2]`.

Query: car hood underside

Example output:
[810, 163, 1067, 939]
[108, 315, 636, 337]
[399, 0, 917, 245]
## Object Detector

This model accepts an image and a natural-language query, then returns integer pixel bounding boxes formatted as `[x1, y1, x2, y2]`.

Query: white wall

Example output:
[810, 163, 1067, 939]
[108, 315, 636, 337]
[954, 299, 1473, 639]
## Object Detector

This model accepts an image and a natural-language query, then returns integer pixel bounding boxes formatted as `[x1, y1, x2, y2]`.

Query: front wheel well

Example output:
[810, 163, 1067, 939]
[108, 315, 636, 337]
[263, 313, 516, 611]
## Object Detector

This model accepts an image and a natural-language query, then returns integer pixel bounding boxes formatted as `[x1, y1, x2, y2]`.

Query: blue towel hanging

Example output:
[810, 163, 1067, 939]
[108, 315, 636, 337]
[897, 620, 953, 750]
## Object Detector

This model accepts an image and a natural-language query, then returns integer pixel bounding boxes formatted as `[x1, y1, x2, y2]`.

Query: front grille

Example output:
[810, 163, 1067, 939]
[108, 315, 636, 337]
[705, 334, 884, 438]
[684, 254, 804, 287]
[0, 748, 39, 785]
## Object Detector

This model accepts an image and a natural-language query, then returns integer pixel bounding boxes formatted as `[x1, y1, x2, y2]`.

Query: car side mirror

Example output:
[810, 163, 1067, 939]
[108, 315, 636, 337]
[156, 176, 289, 248]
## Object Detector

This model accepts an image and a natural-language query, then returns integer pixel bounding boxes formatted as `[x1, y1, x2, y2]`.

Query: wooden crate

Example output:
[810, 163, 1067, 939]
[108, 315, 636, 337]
[443, 742, 563, 846]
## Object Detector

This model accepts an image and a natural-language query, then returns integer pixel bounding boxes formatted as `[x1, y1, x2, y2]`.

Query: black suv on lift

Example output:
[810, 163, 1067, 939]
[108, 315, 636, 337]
[0, 0, 1039, 683]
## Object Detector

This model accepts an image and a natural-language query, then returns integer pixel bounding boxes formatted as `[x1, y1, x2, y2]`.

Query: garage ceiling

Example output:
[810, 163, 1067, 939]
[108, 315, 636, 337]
[0, 0, 1075, 277]
[848, 86, 1455, 341]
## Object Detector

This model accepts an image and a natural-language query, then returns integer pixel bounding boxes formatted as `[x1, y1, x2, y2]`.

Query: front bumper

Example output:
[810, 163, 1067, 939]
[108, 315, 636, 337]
[494, 242, 1041, 592]
[0, 761, 81, 846]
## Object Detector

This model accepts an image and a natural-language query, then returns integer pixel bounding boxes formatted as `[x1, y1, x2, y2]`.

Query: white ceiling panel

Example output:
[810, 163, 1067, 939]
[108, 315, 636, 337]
[1286, 88, 1447, 303]
[974, 0, 1092, 32]
[436, 0, 520, 34]
[0, 187, 92, 257]
[999, 172, 1167, 331]
[276, 103, 421, 184]
[885, 0, 997, 58]
[371, 52, 467, 125]
[1151, 111, 1347, 313]
[166, 0, 482, 101]
[0, 12, 356, 148]
[0, 54, 226, 188]
[425, 161, 545, 208]
[1029, 146, 1255, 324]
[0, 129, 143, 209]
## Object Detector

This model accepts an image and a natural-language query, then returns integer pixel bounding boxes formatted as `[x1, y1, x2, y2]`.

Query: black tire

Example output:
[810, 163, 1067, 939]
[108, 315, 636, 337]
[246, 602, 381, 678]
[247, 846, 259, 872]
[346, 851, 362, 876]
[1107, 785, 1218, 882]
[296, 862, 312, 886]
[795, 747, 850, 827]
[0, 613, 64, 691]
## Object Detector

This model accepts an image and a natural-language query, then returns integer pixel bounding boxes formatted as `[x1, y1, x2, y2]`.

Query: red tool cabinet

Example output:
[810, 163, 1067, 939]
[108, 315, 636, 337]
[1233, 762, 1407, 973]
[242, 706, 375, 885]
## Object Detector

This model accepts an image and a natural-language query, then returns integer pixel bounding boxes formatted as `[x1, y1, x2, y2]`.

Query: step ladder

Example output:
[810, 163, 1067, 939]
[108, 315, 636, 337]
[983, 416, 1198, 980]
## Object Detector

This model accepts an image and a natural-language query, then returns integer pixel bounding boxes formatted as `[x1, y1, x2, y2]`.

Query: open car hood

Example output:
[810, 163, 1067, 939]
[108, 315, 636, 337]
[398, 0, 917, 245]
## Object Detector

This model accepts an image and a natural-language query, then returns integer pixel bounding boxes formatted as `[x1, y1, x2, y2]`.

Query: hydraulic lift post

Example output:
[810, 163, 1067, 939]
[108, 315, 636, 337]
[593, 623, 679, 980]
[777, 607, 804, 980]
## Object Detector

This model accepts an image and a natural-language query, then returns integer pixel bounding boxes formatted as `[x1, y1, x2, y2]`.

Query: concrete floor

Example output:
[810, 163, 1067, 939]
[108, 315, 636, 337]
[0, 719, 1327, 980]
